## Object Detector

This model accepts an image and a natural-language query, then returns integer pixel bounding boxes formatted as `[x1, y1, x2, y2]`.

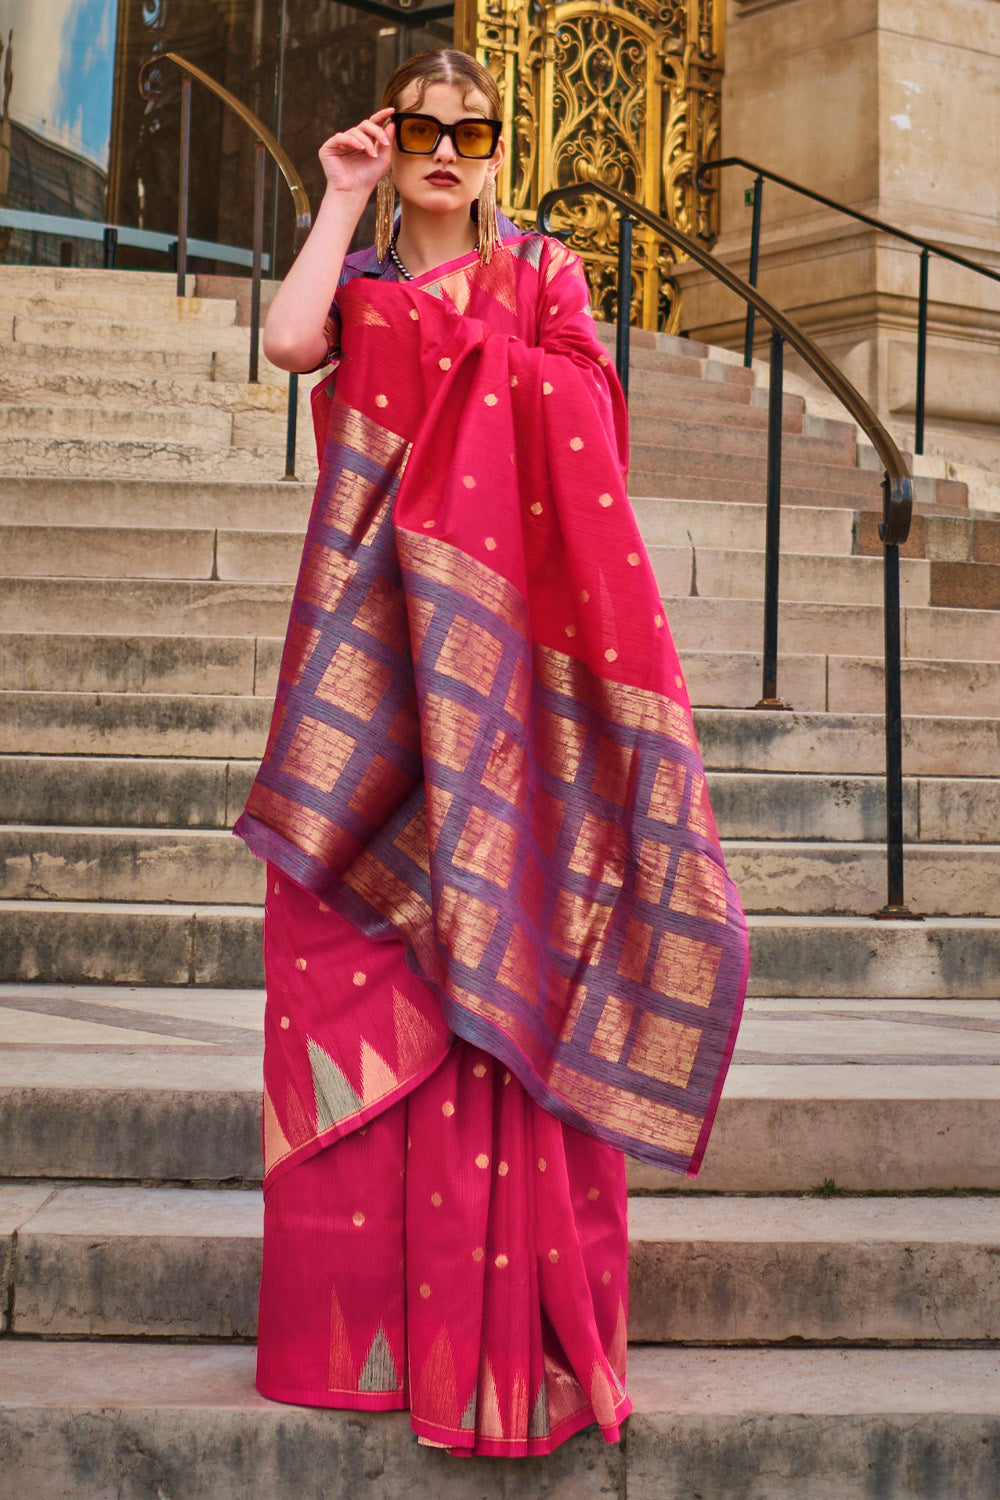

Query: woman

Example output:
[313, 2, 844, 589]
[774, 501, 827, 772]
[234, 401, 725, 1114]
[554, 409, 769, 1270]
[235, 48, 748, 1458]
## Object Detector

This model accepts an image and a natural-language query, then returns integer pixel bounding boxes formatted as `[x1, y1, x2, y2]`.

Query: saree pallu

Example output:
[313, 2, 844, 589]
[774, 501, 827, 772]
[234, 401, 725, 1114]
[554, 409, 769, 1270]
[236, 231, 748, 1453]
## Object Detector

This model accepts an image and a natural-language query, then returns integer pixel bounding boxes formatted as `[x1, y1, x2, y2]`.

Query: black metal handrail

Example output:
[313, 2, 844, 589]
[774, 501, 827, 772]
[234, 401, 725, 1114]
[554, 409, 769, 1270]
[138, 51, 311, 477]
[697, 156, 1000, 456]
[538, 180, 915, 919]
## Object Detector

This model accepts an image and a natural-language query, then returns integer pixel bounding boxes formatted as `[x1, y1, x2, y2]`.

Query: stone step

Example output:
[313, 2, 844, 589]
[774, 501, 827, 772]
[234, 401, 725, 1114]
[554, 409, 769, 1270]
[0, 266, 193, 293]
[0, 369, 291, 415]
[723, 842, 1000, 917]
[1, 900, 997, 991]
[7, 630, 998, 718]
[0, 526, 303, 582]
[2, 828, 996, 916]
[0, 578, 294, 637]
[2, 756, 996, 847]
[0, 475, 313, 530]
[0, 633, 268, 695]
[667, 595, 1000, 663]
[3, 1184, 997, 1346]
[647, 545, 931, 608]
[4, 989, 998, 1192]
[0, 401, 235, 447]
[631, 495, 855, 554]
[628, 464, 968, 517]
[0, 290, 238, 324]
[0, 335, 217, 381]
[683, 647, 1000, 717]
[629, 414, 857, 466]
[0, 756, 256, 829]
[0, 435, 314, 482]
[2, 1344, 996, 1500]
[12, 313, 253, 356]
[0, 828, 264, 906]
[6, 694, 998, 778]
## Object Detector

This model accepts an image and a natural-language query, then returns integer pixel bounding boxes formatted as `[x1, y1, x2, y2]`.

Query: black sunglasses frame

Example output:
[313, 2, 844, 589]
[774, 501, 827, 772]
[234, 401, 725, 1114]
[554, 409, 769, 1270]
[391, 111, 502, 159]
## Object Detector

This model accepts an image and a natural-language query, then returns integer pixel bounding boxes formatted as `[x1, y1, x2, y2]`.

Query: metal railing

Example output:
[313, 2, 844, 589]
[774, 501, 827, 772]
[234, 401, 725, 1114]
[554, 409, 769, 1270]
[138, 51, 311, 477]
[0, 207, 271, 272]
[538, 181, 916, 918]
[697, 156, 1000, 456]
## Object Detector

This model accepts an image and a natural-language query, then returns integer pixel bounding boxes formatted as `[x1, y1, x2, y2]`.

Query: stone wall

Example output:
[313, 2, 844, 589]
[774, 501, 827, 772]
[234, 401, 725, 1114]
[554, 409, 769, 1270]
[677, 0, 1000, 463]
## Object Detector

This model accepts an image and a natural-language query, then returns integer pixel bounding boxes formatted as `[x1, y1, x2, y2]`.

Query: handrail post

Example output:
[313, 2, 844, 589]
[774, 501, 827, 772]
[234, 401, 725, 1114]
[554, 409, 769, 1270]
[876, 490, 914, 918]
[744, 174, 763, 368]
[915, 247, 929, 457]
[249, 141, 266, 384]
[283, 373, 298, 481]
[616, 213, 633, 402]
[756, 330, 788, 709]
[102, 227, 117, 269]
[176, 74, 192, 296]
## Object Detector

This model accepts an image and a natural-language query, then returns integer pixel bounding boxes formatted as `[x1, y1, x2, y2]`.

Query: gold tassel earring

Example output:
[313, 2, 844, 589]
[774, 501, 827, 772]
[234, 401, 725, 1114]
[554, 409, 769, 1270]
[477, 175, 499, 265]
[375, 171, 396, 263]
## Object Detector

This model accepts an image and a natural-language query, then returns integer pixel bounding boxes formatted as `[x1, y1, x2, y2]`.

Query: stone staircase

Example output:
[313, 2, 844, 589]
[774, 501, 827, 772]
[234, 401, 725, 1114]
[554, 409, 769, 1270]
[2, 267, 1000, 1498]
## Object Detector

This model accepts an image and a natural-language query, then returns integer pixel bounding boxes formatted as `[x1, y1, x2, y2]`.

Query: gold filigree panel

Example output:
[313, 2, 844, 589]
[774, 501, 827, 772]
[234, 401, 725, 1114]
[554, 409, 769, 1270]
[456, 0, 723, 331]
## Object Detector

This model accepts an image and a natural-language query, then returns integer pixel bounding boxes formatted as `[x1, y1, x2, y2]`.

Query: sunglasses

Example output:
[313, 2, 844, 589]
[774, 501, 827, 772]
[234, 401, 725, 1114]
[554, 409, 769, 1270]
[391, 111, 501, 160]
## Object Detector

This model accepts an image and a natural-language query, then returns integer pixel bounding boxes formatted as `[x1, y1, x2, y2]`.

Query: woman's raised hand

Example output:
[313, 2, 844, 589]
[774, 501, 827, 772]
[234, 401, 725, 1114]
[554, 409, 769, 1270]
[318, 107, 395, 197]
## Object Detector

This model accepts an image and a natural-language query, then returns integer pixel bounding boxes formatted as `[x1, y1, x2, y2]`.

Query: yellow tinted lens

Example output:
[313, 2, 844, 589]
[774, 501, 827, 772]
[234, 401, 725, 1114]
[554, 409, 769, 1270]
[399, 117, 437, 152]
[454, 121, 494, 157]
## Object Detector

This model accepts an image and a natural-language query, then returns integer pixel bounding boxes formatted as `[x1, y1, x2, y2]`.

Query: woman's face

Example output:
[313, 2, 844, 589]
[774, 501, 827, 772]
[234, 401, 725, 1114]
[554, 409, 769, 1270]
[390, 80, 504, 217]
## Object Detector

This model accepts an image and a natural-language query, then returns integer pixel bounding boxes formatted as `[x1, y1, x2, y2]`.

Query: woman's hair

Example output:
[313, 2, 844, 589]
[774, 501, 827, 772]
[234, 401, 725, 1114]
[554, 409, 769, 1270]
[380, 49, 501, 118]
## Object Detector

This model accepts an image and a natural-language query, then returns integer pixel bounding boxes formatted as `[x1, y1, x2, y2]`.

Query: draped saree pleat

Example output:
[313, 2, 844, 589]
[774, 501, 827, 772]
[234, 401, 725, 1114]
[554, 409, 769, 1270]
[256, 865, 630, 1456]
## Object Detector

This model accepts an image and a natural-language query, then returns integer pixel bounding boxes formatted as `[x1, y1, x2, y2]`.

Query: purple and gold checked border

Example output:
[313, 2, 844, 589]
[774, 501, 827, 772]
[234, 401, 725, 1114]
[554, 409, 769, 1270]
[237, 405, 746, 1173]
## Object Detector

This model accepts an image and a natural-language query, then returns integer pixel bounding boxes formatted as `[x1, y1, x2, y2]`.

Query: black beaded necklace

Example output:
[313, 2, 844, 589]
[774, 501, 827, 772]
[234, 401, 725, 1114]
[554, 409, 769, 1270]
[388, 237, 413, 282]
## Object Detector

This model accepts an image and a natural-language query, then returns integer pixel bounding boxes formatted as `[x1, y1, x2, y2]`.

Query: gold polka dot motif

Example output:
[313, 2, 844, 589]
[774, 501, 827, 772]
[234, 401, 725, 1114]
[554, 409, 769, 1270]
[605, 648, 618, 663]
[431, 1192, 443, 1208]
[548, 1249, 560, 1264]
[484, 393, 498, 407]
[352, 1211, 365, 1227]
[375, 394, 388, 407]
[542, 382, 554, 395]
[352, 971, 366, 987]
[294, 958, 307, 971]
[569, 437, 583, 451]
[587, 1187, 601, 1201]
[495, 1253, 509, 1269]
[537, 1158, 547, 1172]
[472, 1246, 485, 1262]
[497, 1162, 509, 1177]
[473, 1063, 487, 1078]
[279, 1016, 290, 1030]
[462, 475, 476, 489]
[598, 493, 613, 508]
[439, 357, 452, 371]
[475, 1153, 490, 1170]
[601, 1270, 612, 1285]
[484, 537, 497, 552]
[409, 308, 419, 321]
[419, 1283, 432, 1298]
[442, 1101, 456, 1118]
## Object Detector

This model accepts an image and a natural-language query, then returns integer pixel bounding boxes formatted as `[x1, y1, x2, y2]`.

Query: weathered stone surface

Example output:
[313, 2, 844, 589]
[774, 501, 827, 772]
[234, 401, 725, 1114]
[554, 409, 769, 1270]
[628, 1196, 1000, 1342]
[0, 828, 265, 905]
[13, 1187, 262, 1338]
[0, 756, 239, 828]
[0, 1343, 622, 1499]
[1, 691, 272, 758]
[748, 916, 1000, 998]
[0, 634, 258, 695]
[723, 841, 1000, 916]
[628, 1348, 1000, 1500]
[0, 577, 293, 636]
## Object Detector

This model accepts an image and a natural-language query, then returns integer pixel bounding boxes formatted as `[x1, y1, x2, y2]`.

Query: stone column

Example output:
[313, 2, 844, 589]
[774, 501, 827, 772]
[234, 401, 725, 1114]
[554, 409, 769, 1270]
[676, 0, 1000, 461]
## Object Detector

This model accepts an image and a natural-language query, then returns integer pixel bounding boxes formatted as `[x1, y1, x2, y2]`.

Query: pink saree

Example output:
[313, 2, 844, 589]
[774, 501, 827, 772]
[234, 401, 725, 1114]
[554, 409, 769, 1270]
[235, 231, 748, 1454]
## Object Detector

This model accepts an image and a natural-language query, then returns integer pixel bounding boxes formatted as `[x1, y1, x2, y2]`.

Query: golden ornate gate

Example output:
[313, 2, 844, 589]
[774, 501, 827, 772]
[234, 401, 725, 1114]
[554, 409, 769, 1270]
[455, 0, 723, 331]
